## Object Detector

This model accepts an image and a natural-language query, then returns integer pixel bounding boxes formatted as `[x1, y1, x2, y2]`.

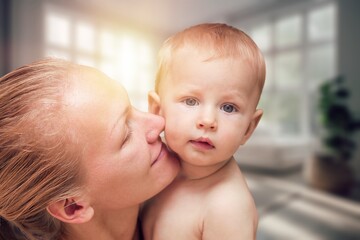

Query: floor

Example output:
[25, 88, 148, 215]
[243, 168, 360, 240]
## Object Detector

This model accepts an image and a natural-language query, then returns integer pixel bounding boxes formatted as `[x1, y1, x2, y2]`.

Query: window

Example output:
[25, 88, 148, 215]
[44, 5, 156, 111]
[246, 2, 336, 140]
[274, 14, 302, 47]
[45, 12, 71, 60]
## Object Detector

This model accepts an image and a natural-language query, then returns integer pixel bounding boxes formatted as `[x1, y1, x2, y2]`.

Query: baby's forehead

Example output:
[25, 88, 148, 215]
[171, 46, 254, 68]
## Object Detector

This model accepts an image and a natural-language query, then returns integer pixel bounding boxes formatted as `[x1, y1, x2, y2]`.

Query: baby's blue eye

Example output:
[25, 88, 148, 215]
[185, 98, 198, 106]
[221, 104, 237, 113]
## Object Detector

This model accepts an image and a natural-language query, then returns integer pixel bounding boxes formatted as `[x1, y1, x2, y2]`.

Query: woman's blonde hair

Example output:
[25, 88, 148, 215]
[155, 23, 266, 99]
[0, 58, 85, 239]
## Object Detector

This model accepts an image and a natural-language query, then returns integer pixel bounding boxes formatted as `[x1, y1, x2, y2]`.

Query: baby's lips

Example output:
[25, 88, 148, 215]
[193, 137, 214, 147]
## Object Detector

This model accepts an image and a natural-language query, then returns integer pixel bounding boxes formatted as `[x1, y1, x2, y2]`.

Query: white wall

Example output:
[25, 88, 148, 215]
[1, 0, 47, 73]
[0, 0, 11, 75]
[10, 0, 44, 70]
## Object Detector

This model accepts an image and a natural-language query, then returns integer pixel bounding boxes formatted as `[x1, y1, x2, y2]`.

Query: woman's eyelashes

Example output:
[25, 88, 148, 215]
[121, 122, 133, 147]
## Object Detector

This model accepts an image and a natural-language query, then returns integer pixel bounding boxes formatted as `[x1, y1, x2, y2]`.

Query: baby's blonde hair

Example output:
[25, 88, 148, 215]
[0, 59, 85, 239]
[155, 23, 266, 101]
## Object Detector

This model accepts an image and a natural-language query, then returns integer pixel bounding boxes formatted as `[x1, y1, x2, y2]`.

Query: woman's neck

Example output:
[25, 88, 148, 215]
[62, 205, 140, 240]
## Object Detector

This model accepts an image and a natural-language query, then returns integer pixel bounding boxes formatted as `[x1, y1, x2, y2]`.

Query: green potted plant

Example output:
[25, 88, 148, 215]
[304, 75, 360, 194]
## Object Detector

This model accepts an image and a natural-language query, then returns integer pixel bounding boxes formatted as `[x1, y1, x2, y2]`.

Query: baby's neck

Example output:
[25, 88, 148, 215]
[179, 157, 233, 180]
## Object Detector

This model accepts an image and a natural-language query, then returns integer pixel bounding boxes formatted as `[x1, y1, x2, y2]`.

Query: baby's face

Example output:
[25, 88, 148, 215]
[156, 49, 261, 166]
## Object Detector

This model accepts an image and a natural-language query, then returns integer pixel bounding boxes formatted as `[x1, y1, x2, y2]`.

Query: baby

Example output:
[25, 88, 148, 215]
[142, 23, 266, 240]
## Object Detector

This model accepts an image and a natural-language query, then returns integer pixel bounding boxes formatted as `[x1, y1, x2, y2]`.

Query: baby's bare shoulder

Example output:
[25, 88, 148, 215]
[208, 172, 254, 208]
[199, 162, 258, 236]
[201, 177, 258, 239]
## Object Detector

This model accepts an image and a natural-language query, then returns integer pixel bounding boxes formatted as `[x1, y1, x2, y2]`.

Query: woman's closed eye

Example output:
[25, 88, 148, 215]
[121, 122, 133, 147]
[220, 103, 238, 113]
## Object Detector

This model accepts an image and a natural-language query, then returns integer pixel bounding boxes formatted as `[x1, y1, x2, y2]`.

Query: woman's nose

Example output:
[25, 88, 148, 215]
[139, 111, 165, 143]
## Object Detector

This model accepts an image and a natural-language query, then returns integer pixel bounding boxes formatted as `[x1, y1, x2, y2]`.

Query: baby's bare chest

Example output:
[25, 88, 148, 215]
[143, 172, 248, 239]
[147, 190, 206, 240]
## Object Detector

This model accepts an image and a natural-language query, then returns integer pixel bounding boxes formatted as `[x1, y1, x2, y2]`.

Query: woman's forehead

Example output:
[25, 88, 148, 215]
[63, 67, 129, 120]
[62, 66, 130, 151]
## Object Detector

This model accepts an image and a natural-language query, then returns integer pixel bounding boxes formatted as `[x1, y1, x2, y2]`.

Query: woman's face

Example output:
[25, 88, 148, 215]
[64, 67, 179, 209]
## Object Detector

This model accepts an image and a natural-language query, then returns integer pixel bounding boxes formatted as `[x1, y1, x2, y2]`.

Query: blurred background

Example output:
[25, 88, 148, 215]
[1, 0, 359, 239]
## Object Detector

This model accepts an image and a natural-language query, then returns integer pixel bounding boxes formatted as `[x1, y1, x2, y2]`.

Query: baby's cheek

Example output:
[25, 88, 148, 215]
[224, 130, 245, 150]
[164, 126, 181, 151]
[164, 113, 183, 132]
[164, 125, 178, 142]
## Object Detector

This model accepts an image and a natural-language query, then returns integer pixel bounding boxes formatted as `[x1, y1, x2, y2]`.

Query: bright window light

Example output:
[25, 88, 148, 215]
[75, 21, 95, 53]
[307, 43, 336, 87]
[119, 36, 137, 91]
[251, 23, 272, 52]
[45, 12, 71, 48]
[308, 4, 336, 41]
[274, 51, 301, 88]
[44, 48, 71, 60]
[247, 2, 336, 138]
[275, 14, 302, 47]
[44, 6, 157, 111]
[100, 30, 116, 58]
[75, 55, 96, 68]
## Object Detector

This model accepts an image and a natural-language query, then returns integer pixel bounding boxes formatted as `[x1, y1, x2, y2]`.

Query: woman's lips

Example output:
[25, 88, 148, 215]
[151, 143, 166, 166]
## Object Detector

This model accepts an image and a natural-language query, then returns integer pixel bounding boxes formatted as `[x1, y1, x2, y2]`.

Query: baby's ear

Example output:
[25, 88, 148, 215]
[46, 197, 94, 224]
[148, 90, 161, 115]
[241, 109, 263, 145]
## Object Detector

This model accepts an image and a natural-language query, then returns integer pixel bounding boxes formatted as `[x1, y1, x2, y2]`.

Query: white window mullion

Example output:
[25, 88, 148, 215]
[301, 8, 311, 139]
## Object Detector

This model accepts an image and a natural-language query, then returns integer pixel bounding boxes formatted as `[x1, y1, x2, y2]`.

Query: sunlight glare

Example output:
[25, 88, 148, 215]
[45, 12, 71, 47]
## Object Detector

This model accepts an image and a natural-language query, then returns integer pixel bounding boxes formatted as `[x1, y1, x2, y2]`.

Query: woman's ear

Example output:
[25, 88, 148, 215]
[46, 198, 94, 224]
[148, 91, 162, 115]
[240, 109, 263, 145]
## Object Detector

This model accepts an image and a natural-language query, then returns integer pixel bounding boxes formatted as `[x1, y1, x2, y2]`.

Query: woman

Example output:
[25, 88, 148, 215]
[0, 58, 180, 240]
